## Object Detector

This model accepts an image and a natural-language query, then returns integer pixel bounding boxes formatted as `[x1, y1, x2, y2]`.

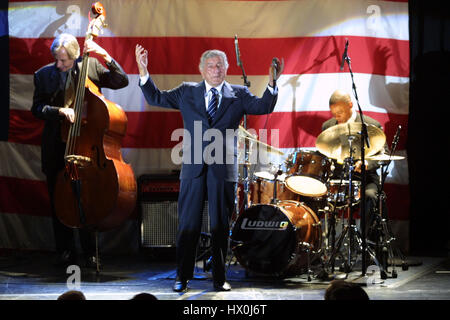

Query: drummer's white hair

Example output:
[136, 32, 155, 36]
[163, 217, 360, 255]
[329, 90, 352, 106]
[199, 50, 229, 72]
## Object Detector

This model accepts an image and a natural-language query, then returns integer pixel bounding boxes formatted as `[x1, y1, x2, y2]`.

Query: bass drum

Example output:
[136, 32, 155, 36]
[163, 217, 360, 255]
[231, 200, 322, 276]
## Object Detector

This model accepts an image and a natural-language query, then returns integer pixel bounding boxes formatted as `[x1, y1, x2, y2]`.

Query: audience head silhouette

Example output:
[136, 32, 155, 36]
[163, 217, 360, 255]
[57, 290, 86, 300]
[324, 280, 369, 300]
[131, 292, 158, 300]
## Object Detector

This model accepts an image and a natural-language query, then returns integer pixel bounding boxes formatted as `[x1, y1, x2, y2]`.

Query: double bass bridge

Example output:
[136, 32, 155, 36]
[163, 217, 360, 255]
[65, 155, 92, 167]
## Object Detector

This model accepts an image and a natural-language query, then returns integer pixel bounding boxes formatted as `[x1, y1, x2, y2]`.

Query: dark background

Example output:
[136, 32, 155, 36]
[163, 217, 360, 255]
[408, 0, 450, 255]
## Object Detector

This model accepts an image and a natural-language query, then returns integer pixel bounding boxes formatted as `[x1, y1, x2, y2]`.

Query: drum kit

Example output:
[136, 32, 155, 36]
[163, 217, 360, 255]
[230, 123, 406, 281]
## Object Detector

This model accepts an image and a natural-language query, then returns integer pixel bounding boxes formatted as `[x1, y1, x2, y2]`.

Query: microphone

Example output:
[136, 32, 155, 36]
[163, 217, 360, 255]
[235, 35, 242, 67]
[272, 58, 278, 74]
[271, 58, 278, 87]
[340, 39, 349, 71]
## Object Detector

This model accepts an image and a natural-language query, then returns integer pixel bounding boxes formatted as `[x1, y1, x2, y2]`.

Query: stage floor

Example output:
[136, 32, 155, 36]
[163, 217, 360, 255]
[0, 249, 449, 301]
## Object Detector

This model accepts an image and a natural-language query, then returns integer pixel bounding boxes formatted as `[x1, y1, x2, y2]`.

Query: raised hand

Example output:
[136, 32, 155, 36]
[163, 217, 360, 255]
[135, 44, 149, 77]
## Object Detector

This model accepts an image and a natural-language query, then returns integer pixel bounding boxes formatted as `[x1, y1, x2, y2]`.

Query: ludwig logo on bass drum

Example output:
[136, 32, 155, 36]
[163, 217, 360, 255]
[241, 218, 289, 231]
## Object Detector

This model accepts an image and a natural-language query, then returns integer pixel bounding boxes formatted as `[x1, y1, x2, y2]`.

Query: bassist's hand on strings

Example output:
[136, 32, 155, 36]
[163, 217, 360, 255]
[59, 107, 75, 123]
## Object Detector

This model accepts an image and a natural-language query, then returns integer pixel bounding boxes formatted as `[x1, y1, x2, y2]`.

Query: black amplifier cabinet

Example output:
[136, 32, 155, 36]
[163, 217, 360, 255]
[138, 173, 209, 248]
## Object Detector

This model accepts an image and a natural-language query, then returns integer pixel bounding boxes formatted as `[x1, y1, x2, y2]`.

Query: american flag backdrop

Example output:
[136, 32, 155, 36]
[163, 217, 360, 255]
[2, 0, 409, 252]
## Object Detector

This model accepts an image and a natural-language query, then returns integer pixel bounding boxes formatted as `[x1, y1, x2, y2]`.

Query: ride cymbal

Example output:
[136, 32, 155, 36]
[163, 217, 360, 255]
[366, 154, 405, 161]
[316, 122, 386, 161]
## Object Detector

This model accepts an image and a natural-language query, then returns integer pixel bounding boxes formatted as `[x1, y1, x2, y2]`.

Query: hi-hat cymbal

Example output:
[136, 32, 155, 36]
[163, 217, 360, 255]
[366, 154, 405, 161]
[316, 122, 386, 161]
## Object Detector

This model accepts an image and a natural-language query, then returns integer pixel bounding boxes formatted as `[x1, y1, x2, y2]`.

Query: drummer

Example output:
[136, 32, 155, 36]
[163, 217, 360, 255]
[321, 89, 388, 236]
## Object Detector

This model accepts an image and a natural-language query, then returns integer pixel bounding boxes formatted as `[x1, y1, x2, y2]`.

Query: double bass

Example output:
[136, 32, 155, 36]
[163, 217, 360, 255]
[54, 3, 137, 234]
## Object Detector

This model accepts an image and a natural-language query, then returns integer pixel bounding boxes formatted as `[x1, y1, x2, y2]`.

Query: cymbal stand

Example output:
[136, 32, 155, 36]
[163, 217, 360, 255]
[366, 162, 399, 278]
[325, 135, 383, 277]
[315, 199, 339, 280]
[271, 167, 283, 204]
[368, 126, 408, 274]
[324, 177, 344, 275]
[343, 41, 371, 275]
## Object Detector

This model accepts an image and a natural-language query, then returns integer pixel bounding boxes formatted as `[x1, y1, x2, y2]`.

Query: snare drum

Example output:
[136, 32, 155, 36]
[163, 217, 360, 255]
[327, 179, 361, 207]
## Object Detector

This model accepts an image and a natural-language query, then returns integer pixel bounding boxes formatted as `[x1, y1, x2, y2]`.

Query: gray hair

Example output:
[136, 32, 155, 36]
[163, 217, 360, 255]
[199, 49, 229, 72]
[50, 33, 80, 60]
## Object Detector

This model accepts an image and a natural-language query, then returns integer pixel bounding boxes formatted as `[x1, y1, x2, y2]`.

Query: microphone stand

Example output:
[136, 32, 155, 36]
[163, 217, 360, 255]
[227, 39, 252, 272]
[238, 50, 251, 212]
[343, 49, 370, 276]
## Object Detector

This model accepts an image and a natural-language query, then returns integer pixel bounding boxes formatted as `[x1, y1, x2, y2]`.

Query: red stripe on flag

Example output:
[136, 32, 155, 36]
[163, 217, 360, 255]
[123, 111, 183, 148]
[0, 176, 50, 217]
[8, 109, 44, 145]
[10, 36, 409, 77]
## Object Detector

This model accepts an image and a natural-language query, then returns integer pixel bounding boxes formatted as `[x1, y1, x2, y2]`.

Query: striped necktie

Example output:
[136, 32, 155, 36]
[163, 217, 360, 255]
[207, 87, 218, 124]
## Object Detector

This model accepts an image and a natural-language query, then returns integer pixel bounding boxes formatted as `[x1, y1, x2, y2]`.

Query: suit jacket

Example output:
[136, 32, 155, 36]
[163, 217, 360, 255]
[140, 77, 278, 182]
[321, 113, 388, 184]
[31, 57, 129, 175]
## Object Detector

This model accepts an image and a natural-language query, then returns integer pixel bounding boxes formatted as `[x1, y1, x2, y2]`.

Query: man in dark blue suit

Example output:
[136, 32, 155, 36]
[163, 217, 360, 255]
[135, 44, 283, 291]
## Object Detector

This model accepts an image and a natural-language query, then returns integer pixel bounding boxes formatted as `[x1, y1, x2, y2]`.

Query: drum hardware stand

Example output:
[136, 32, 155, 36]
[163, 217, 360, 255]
[271, 168, 283, 204]
[94, 230, 100, 274]
[367, 125, 407, 275]
[366, 187, 398, 279]
[315, 184, 341, 280]
[298, 242, 314, 281]
[316, 207, 336, 281]
[320, 181, 344, 277]
[197, 232, 213, 272]
[323, 135, 385, 279]
[323, 135, 359, 275]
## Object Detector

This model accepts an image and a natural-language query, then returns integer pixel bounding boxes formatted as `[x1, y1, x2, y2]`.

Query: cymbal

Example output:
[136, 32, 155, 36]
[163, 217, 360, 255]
[238, 125, 257, 138]
[242, 135, 285, 155]
[238, 125, 284, 155]
[366, 154, 405, 161]
[316, 122, 386, 161]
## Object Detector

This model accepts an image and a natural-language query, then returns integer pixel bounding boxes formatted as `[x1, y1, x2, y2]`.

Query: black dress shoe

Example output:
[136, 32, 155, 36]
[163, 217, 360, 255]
[213, 281, 231, 291]
[173, 278, 189, 292]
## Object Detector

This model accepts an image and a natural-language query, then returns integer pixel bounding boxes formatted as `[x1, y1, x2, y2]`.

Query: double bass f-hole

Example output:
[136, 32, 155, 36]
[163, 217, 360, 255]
[91, 145, 107, 168]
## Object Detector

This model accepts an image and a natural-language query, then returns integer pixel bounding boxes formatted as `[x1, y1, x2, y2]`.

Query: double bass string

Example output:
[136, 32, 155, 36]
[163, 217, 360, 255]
[65, 47, 90, 160]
